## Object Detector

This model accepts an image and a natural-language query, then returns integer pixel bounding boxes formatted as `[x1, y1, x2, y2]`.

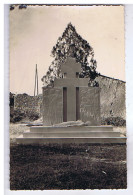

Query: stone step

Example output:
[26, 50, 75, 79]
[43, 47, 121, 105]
[23, 131, 120, 138]
[16, 136, 126, 144]
[30, 126, 113, 133]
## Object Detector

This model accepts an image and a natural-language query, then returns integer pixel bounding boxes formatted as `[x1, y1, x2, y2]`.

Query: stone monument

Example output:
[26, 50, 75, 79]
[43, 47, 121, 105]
[16, 23, 126, 144]
[42, 57, 100, 126]
[16, 57, 126, 144]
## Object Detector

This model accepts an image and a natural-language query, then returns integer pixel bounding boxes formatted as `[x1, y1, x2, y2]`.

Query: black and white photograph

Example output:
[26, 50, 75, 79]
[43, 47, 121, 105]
[9, 4, 127, 190]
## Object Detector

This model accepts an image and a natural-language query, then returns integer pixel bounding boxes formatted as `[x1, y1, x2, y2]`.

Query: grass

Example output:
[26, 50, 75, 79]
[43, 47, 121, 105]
[10, 143, 127, 190]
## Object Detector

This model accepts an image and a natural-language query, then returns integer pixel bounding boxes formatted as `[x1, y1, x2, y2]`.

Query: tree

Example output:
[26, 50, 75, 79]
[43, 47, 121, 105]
[42, 23, 98, 86]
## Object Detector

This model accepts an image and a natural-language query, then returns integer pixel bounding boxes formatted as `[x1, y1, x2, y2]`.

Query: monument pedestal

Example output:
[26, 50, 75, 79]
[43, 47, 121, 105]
[16, 125, 126, 144]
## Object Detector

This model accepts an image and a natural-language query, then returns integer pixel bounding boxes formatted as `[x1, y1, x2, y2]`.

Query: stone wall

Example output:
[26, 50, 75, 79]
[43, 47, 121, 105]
[79, 87, 101, 125]
[95, 75, 126, 119]
[42, 87, 63, 125]
[14, 94, 42, 115]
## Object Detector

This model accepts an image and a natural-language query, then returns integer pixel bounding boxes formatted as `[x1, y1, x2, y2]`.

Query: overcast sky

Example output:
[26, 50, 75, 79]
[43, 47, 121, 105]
[10, 5, 125, 95]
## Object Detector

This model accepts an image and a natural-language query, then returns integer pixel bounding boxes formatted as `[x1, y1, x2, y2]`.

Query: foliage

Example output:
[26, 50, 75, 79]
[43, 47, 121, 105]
[10, 109, 39, 123]
[42, 23, 98, 86]
[101, 117, 126, 127]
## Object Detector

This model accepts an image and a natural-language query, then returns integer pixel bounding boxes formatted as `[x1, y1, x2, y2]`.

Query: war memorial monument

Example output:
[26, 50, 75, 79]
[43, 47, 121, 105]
[16, 23, 126, 144]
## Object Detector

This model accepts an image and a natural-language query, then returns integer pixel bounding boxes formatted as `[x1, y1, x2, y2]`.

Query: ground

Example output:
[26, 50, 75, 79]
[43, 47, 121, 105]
[10, 123, 127, 190]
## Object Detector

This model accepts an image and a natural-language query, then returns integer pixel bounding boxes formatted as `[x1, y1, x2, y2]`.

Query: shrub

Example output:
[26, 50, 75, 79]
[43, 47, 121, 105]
[101, 117, 126, 127]
[10, 109, 39, 123]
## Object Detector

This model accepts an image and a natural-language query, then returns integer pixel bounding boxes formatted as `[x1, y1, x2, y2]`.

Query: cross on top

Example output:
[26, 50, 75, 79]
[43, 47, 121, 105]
[61, 57, 81, 78]
[54, 57, 89, 122]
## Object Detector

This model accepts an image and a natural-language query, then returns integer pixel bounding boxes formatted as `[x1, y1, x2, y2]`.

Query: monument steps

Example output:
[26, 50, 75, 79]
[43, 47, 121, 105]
[16, 136, 126, 144]
[23, 131, 120, 138]
[30, 126, 113, 133]
[16, 125, 126, 144]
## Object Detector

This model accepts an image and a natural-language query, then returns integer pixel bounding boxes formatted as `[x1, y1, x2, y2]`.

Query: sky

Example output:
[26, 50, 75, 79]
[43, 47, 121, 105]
[9, 5, 125, 95]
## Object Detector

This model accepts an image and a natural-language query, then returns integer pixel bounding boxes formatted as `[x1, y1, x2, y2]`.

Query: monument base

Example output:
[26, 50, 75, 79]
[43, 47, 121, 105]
[16, 126, 126, 144]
